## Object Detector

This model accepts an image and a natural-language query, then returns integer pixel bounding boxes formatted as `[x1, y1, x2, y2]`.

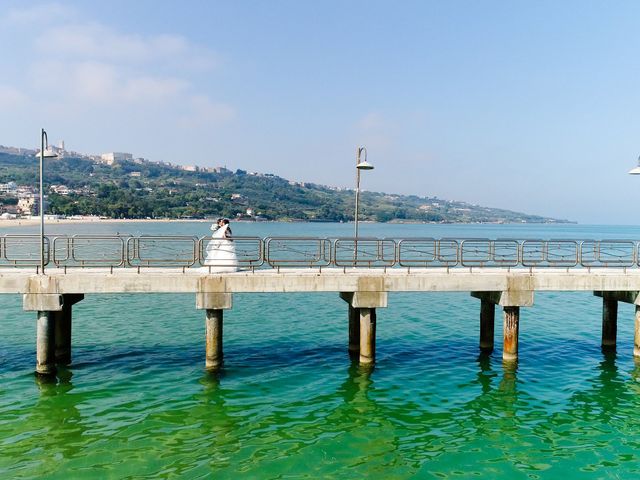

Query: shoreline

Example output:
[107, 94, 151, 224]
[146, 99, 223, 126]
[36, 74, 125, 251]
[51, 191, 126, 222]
[0, 217, 214, 228]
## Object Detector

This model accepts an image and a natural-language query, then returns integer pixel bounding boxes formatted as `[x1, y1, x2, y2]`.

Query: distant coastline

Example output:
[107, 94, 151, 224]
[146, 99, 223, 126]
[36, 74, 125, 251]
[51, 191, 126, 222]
[0, 217, 208, 228]
[0, 150, 572, 225]
[0, 216, 576, 228]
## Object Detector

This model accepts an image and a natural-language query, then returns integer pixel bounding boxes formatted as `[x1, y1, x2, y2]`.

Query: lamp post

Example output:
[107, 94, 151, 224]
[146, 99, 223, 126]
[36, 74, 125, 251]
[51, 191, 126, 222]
[37, 129, 57, 273]
[354, 146, 374, 239]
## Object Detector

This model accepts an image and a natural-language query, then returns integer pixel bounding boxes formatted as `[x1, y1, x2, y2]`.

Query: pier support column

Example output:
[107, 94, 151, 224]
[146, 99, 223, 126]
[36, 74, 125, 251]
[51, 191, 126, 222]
[479, 300, 495, 353]
[205, 309, 224, 370]
[36, 311, 56, 376]
[340, 290, 387, 366]
[23, 294, 64, 376]
[472, 289, 533, 362]
[503, 306, 519, 362]
[594, 291, 640, 355]
[196, 292, 232, 371]
[635, 305, 640, 358]
[359, 308, 377, 365]
[348, 305, 360, 355]
[53, 294, 84, 365]
[601, 295, 618, 350]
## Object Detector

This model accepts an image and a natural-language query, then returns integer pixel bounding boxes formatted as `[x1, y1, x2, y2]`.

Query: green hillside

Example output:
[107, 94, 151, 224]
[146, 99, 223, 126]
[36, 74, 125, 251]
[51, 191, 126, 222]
[0, 151, 570, 223]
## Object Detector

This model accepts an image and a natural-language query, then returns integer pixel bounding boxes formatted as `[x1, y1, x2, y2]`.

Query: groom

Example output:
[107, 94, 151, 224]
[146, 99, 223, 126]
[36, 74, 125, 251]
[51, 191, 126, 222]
[211, 217, 224, 232]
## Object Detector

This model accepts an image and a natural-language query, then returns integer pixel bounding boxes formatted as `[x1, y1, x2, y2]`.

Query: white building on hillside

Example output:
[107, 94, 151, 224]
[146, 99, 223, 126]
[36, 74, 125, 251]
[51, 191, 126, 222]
[0, 182, 18, 194]
[101, 152, 133, 165]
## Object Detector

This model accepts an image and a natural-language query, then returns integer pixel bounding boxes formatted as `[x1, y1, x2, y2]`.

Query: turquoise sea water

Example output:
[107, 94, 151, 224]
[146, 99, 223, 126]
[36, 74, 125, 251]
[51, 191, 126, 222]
[2, 222, 640, 478]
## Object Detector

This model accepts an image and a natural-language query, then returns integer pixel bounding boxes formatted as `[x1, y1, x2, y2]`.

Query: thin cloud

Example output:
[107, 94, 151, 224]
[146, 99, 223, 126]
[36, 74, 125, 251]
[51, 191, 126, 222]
[0, 84, 28, 108]
[357, 112, 386, 131]
[0, 2, 234, 160]
[178, 95, 236, 128]
[2, 2, 75, 26]
[34, 22, 216, 69]
[11, 5, 231, 122]
[354, 111, 394, 151]
[29, 60, 190, 105]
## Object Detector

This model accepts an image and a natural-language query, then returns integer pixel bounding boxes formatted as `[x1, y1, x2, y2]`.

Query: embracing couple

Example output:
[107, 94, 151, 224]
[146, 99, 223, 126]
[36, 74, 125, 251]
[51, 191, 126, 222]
[203, 218, 238, 271]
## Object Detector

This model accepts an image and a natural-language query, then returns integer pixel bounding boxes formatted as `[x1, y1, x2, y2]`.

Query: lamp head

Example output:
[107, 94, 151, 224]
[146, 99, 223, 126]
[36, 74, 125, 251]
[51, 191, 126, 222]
[35, 148, 57, 158]
[630, 156, 640, 175]
[356, 160, 374, 170]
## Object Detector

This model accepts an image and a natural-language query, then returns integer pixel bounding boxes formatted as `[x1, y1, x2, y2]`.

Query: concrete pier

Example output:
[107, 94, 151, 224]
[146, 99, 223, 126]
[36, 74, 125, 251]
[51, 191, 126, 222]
[359, 308, 376, 365]
[9, 267, 640, 373]
[340, 291, 387, 366]
[36, 311, 56, 376]
[503, 307, 519, 362]
[348, 305, 360, 355]
[205, 309, 224, 370]
[24, 294, 64, 376]
[53, 307, 71, 365]
[54, 294, 84, 365]
[472, 289, 533, 362]
[196, 292, 232, 371]
[601, 295, 618, 350]
[594, 291, 640, 355]
[635, 306, 640, 358]
[479, 299, 495, 353]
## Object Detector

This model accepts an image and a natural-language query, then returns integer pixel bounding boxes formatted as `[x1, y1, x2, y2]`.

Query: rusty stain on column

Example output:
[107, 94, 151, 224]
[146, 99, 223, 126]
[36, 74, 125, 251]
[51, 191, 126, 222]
[36, 311, 56, 376]
[601, 296, 618, 350]
[359, 307, 376, 366]
[480, 299, 495, 353]
[205, 309, 223, 370]
[503, 306, 519, 362]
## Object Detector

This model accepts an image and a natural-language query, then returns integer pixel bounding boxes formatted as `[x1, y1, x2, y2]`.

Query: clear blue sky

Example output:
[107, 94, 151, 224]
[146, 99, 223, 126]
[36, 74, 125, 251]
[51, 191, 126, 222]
[1, 0, 640, 223]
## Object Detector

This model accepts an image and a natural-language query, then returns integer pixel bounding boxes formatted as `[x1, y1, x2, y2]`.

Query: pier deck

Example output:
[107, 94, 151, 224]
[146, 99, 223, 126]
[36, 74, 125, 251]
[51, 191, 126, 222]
[3, 267, 640, 294]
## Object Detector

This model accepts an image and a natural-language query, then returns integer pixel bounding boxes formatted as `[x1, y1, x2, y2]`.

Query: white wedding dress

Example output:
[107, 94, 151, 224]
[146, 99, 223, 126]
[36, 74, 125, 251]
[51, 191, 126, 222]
[203, 224, 238, 272]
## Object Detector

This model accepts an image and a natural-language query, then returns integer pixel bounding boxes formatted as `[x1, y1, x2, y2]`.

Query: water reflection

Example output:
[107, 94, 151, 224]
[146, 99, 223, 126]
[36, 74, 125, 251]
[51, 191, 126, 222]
[630, 358, 640, 394]
[476, 353, 495, 394]
[19, 367, 87, 473]
[338, 363, 373, 406]
[498, 360, 518, 417]
[330, 363, 414, 477]
[194, 371, 243, 471]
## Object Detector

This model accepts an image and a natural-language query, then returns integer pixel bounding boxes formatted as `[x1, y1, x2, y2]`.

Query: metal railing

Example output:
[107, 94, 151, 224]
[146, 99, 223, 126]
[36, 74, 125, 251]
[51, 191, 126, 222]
[2, 234, 640, 270]
[53, 235, 128, 267]
[264, 237, 330, 267]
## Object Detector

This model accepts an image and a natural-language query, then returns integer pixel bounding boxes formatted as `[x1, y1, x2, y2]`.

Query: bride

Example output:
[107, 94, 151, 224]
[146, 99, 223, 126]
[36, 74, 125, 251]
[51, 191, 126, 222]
[203, 218, 238, 272]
